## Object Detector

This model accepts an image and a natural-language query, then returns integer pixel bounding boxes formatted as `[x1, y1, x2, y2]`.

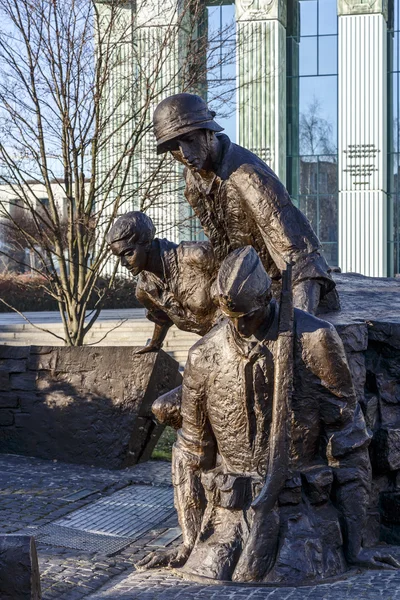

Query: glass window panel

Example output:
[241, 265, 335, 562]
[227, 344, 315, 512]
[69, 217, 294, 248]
[393, 153, 400, 193]
[392, 80, 399, 154]
[299, 76, 338, 153]
[394, 32, 399, 72]
[321, 242, 338, 266]
[318, 155, 337, 193]
[299, 0, 318, 36]
[299, 36, 318, 75]
[287, 37, 300, 77]
[221, 4, 235, 24]
[207, 6, 220, 41]
[318, 35, 338, 75]
[318, 195, 337, 242]
[300, 157, 318, 194]
[318, 0, 337, 35]
[298, 195, 318, 234]
[396, 0, 400, 32]
[208, 91, 236, 141]
[287, 156, 300, 196]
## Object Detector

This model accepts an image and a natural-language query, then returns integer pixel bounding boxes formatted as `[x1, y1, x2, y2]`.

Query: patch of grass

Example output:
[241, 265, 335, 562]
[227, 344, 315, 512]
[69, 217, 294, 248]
[152, 426, 176, 461]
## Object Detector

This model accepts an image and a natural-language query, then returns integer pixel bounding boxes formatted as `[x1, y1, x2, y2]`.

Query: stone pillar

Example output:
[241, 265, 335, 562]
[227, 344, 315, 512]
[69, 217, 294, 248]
[236, 0, 287, 182]
[338, 0, 389, 276]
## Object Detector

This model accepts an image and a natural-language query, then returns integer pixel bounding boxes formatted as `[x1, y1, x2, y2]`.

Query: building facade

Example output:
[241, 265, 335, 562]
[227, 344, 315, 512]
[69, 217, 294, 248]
[98, 0, 399, 277]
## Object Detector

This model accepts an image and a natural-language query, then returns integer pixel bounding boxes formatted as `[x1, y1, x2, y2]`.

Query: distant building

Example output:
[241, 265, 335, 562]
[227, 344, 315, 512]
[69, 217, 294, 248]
[0, 180, 70, 274]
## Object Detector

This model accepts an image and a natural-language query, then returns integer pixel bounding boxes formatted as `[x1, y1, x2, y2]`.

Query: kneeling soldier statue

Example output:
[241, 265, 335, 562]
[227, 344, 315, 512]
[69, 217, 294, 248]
[137, 247, 399, 584]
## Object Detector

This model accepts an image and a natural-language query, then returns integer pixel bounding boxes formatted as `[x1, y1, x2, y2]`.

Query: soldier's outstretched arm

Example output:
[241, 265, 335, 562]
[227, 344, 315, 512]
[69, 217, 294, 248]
[134, 284, 173, 354]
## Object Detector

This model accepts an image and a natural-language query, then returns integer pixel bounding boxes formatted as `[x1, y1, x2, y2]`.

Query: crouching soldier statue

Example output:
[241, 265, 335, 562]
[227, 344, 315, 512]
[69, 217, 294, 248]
[107, 211, 220, 354]
[137, 247, 399, 584]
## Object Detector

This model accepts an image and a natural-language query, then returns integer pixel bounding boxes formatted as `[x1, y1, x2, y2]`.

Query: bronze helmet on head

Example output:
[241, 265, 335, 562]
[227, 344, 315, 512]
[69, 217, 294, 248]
[153, 93, 224, 154]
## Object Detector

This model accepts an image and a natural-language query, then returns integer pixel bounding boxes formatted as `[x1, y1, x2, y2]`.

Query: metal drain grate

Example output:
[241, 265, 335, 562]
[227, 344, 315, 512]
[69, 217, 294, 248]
[55, 484, 175, 539]
[36, 524, 132, 555]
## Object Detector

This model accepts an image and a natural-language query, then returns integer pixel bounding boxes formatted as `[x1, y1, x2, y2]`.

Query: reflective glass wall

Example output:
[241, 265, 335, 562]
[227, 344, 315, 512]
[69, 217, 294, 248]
[389, 0, 400, 275]
[287, 0, 339, 266]
[207, 3, 236, 141]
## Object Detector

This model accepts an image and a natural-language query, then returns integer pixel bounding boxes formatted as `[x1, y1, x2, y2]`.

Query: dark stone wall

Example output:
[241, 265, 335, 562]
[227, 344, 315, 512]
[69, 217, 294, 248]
[331, 320, 400, 548]
[0, 346, 181, 469]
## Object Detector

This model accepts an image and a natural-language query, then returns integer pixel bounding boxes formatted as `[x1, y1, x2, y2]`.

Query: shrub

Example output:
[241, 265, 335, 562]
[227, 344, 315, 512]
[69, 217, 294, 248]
[0, 274, 143, 313]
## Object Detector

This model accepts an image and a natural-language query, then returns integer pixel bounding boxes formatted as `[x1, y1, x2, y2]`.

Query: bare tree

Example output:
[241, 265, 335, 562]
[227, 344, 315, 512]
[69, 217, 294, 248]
[0, 0, 237, 345]
[299, 97, 336, 157]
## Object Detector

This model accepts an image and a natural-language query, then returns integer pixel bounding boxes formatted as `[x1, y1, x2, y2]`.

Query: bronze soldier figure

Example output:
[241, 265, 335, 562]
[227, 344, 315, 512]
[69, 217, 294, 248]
[153, 93, 339, 315]
[107, 212, 220, 354]
[137, 247, 398, 583]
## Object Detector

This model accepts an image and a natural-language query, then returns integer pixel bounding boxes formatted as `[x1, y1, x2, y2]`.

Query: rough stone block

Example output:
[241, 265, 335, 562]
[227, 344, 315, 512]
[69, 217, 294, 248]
[371, 428, 400, 472]
[363, 512, 381, 548]
[346, 352, 366, 405]
[0, 410, 14, 426]
[278, 475, 302, 506]
[0, 359, 27, 373]
[380, 491, 400, 524]
[380, 523, 400, 545]
[14, 413, 33, 429]
[0, 346, 30, 359]
[360, 393, 378, 430]
[19, 393, 41, 412]
[0, 535, 41, 599]
[0, 348, 180, 469]
[0, 371, 10, 390]
[368, 475, 391, 511]
[336, 323, 368, 353]
[376, 375, 400, 404]
[0, 392, 18, 408]
[368, 321, 400, 350]
[29, 346, 53, 355]
[301, 466, 333, 505]
[28, 351, 57, 371]
[10, 372, 37, 391]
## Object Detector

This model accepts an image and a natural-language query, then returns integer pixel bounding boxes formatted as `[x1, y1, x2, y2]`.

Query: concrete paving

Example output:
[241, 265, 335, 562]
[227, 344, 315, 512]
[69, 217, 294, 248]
[2, 453, 400, 600]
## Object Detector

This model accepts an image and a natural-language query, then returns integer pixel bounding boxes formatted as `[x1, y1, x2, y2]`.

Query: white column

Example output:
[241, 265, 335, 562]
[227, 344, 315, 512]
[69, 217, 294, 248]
[236, 0, 287, 182]
[338, 0, 389, 276]
[95, 0, 187, 275]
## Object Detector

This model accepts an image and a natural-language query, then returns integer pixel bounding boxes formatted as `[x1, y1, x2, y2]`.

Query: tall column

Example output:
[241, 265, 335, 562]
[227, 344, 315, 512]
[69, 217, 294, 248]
[236, 0, 287, 182]
[95, 0, 192, 271]
[338, 0, 389, 276]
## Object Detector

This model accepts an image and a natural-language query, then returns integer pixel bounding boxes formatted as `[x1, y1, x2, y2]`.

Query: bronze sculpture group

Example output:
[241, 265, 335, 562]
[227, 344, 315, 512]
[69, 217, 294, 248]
[108, 93, 400, 584]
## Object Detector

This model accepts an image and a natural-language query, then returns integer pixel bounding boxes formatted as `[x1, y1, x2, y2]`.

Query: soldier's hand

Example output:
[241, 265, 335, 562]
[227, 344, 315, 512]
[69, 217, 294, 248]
[350, 548, 400, 570]
[133, 342, 162, 355]
[134, 544, 191, 571]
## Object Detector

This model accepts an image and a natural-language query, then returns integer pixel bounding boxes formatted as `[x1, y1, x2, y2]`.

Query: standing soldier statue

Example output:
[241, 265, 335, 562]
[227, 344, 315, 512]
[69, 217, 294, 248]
[153, 93, 339, 315]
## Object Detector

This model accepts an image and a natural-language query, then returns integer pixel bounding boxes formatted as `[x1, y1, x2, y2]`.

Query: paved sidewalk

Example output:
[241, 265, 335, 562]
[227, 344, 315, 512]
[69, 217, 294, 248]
[0, 454, 177, 599]
[2, 453, 400, 599]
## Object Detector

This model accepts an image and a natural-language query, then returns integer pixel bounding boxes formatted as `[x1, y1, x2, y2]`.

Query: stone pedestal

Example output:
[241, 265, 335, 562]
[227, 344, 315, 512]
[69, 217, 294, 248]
[324, 273, 400, 545]
[0, 536, 41, 599]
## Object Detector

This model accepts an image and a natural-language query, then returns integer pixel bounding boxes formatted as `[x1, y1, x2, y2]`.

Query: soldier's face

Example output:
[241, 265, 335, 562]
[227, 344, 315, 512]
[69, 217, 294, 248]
[110, 241, 148, 276]
[230, 305, 269, 338]
[170, 130, 211, 171]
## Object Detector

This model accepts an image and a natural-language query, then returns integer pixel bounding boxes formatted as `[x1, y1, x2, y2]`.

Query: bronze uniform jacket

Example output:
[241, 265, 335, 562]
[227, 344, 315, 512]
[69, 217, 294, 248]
[184, 134, 336, 298]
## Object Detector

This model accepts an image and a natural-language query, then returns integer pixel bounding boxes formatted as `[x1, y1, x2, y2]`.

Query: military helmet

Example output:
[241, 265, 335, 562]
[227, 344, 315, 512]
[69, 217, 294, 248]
[153, 93, 224, 154]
